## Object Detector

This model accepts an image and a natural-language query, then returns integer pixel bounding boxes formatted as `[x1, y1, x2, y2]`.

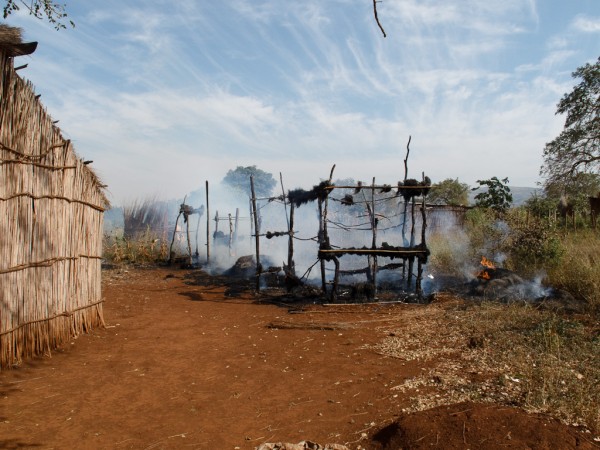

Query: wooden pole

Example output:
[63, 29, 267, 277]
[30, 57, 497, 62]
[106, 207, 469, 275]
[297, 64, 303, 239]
[214, 210, 219, 239]
[407, 197, 416, 289]
[401, 136, 411, 248]
[371, 177, 378, 295]
[420, 172, 427, 249]
[168, 212, 182, 264]
[288, 203, 295, 276]
[280, 172, 290, 231]
[417, 174, 427, 296]
[185, 215, 192, 266]
[320, 165, 336, 298]
[318, 197, 326, 294]
[331, 256, 340, 302]
[205, 180, 210, 264]
[228, 213, 233, 254]
[250, 176, 261, 292]
[234, 208, 239, 243]
[194, 209, 201, 258]
[249, 198, 254, 239]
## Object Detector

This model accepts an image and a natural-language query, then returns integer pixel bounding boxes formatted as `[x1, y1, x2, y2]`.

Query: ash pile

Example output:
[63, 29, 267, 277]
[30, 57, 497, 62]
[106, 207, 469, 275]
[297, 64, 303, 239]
[222, 255, 284, 287]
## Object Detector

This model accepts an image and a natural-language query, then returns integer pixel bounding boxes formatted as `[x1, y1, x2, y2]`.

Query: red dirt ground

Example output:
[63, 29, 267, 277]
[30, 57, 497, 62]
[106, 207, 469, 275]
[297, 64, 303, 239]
[0, 267, 596, 449]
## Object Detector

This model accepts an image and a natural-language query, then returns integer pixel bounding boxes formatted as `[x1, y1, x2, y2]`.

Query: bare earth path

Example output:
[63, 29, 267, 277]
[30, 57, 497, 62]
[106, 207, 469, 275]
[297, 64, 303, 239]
[0, 268, 595, 449]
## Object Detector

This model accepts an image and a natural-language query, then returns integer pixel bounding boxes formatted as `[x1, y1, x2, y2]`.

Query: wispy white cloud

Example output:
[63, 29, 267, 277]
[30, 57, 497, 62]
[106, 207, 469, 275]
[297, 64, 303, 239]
[571, 14, 600, 33]
[4, 0, 599, 204]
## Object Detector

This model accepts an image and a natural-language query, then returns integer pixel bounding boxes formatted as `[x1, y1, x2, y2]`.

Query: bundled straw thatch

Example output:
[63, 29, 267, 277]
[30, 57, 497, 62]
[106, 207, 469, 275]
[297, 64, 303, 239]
[0, 24, 36, 57]
[0, 24, 22, 43]
[0, 27, 108, 368]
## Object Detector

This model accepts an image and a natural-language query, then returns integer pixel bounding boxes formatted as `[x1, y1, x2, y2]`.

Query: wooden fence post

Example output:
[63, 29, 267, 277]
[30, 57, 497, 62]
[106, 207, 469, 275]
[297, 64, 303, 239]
[205, 180, 210, 264]
[250, 176, 261, 292]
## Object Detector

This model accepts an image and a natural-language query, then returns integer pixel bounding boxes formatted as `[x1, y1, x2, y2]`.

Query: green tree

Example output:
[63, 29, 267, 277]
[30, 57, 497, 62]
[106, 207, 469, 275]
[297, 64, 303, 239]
[472, 177, 513, 212]
[523, 193, 557, 219]
[222, 165, 276, 198]
[428, 178, 469, 206]
[541, 57, 600, 190]
[544, 172, 600, 214]
[3, 0, 73, 29]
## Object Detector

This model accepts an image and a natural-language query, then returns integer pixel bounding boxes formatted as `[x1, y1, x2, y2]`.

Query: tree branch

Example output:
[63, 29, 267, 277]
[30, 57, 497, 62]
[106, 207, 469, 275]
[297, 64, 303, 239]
[373, 0, 386, 37]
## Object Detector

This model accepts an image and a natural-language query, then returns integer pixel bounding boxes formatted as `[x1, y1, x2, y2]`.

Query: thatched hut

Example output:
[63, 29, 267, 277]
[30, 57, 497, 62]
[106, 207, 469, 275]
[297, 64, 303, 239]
[0, 25, 109, 368]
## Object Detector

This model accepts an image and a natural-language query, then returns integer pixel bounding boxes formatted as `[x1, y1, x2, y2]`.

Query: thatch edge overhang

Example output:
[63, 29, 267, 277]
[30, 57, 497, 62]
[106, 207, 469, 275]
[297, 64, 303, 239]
[0, 24, 38, 57]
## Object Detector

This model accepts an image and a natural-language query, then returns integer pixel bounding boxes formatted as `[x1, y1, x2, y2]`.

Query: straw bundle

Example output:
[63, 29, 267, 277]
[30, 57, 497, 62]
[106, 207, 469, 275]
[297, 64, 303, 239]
[0, 35, 109, 369]
[0, 24, 22, 44]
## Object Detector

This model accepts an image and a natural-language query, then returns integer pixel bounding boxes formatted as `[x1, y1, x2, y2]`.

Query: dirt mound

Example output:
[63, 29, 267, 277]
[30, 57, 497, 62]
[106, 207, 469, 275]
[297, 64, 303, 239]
[370, 402, 596, 450]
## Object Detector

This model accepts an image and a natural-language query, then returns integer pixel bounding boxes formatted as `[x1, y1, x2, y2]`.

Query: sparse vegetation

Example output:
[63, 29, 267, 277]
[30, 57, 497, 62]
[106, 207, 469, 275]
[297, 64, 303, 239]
[370, 298, 600, 433]
[103, 229, 169, 265]
[545, 230, 600, 312]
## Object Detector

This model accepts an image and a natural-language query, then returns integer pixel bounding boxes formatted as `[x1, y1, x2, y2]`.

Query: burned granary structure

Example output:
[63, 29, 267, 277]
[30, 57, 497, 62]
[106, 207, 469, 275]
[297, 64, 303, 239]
[247, 163, 432, 302]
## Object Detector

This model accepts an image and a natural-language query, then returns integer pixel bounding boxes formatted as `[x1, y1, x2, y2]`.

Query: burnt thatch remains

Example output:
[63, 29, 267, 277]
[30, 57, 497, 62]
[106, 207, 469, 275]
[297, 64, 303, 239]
[288, 181, 331, 208]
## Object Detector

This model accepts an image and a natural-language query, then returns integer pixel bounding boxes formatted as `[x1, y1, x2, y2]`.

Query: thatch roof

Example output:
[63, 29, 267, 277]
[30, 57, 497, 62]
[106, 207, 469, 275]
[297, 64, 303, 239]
[0, 24, 37, 56]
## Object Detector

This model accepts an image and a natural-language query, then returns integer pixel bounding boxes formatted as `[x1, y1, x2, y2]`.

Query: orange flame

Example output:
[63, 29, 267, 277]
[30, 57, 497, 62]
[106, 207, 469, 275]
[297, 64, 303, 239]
[477, 256, 495, 280]
[480, 256, 495, 269]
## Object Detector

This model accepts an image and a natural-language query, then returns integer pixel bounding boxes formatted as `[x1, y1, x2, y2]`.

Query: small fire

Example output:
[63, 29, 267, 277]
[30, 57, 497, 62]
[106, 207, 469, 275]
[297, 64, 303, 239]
[480, 256, 495, 269]
[477, 256, 495, 280]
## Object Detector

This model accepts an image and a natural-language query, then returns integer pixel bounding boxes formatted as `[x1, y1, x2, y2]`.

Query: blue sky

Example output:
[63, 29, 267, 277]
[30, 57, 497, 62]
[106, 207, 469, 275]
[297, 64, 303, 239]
[5, 0, 600, 205]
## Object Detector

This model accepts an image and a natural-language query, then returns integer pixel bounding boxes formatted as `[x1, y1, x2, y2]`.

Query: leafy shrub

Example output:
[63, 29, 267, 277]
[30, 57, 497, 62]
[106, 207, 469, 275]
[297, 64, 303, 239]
[505, 217, 564, 275]
[472, 177, 513, 212]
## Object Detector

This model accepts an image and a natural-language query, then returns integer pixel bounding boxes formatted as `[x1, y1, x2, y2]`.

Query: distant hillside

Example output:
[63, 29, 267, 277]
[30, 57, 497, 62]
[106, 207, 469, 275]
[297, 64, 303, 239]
[468, 186, 542, 207]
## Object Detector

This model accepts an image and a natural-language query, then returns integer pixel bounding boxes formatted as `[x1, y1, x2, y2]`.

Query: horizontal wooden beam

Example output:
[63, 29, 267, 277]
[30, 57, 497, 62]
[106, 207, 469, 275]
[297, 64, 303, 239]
[319, 248, 428, 258]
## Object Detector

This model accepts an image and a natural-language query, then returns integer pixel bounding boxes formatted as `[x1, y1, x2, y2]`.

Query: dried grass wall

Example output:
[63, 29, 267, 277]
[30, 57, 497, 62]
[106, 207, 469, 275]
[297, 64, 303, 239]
[0, 49, 109, 368]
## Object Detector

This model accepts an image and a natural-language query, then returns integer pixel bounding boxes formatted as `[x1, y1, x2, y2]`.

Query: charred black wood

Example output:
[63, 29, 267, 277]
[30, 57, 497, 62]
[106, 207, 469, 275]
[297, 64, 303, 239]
[284, 265, 303, 292]
[339, 262, 404, 275]
[354, 181, 363, 194]
[288, 180, 332, 208]
[351, 282, 376, 301]
[264, 230, 290, 239]
[396, 178, 432, 200]
[341, 194, 354, 205]
[318, 245, 429, 261]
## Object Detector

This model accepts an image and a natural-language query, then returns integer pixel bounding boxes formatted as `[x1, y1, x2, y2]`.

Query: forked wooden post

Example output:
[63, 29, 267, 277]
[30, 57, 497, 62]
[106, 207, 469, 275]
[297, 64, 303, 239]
[168, 210, 182, 264]
[250, 176, 261, 292]
[234, 208, 239, 242]
[185, 214, 192, 266]
[288, 203, 295, 276]
[205, 180, 210, 263]
[318, 197, 326, 293]
[371, 177, 378, 294]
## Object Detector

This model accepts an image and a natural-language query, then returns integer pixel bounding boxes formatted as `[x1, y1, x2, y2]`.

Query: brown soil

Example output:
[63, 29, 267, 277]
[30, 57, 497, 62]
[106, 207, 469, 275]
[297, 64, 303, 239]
[0, 267, 596, 450]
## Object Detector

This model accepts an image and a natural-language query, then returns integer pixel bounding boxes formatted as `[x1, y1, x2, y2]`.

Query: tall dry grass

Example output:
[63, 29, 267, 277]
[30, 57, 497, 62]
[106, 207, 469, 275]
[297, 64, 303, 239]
[103, 229, 169, 265]
[545, 230, 600, 312]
